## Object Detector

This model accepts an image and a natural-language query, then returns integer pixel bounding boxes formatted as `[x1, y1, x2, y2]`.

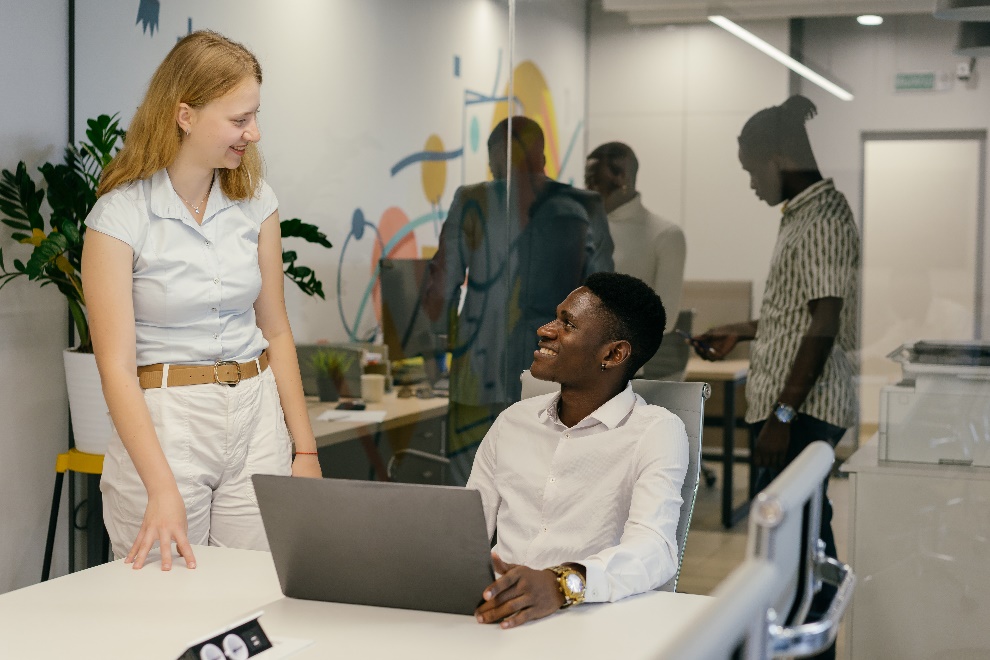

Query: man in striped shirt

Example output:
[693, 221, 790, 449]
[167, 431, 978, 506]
[693, 95, 860, 660]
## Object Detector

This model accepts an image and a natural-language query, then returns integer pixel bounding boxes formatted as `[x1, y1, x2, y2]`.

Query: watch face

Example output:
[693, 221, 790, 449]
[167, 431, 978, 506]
[774, 403, 796, 424]
[564, 572, 585, 595]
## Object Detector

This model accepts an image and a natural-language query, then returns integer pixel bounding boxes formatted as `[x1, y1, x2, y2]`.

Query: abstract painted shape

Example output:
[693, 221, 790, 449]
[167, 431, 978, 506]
[470, 116, 481, 154]
[490, 61, 562, 180]
[390, 147, 463, 178]
[370, 207, 419, 324]
[421, 134, 447, 206]
[136, 0, 160, 36]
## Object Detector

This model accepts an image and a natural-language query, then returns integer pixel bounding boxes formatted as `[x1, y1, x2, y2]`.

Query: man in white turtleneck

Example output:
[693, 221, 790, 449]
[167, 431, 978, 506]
[585, 142, 685, 335]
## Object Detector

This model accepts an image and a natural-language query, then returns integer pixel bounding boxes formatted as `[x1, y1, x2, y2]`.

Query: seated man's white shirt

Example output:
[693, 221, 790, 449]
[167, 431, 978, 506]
[466, 382, 689, 603]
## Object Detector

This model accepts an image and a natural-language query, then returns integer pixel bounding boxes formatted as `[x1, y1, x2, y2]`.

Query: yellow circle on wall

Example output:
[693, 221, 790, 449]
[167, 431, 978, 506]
[421, 134, 447, 205]
[490, 61, 561, 180]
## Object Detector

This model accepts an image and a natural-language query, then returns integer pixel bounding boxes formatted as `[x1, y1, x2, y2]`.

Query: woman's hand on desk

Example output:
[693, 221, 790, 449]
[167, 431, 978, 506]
[291, 453, 323, 478]
[475, 552, 565, 628]
[126, 488, 196, 571]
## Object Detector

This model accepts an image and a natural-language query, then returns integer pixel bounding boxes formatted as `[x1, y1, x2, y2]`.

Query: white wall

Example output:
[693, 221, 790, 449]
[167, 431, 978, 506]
[0, 0, 70, 592]
[587, 4, 790, 313]
[801, 14, 990, 337]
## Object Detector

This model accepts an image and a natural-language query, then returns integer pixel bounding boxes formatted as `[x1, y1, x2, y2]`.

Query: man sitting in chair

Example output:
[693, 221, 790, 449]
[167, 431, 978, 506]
[468, 272, 689, 628]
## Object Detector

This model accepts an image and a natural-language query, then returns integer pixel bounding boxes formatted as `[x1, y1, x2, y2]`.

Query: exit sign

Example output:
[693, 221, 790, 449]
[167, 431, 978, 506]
[895, 71, 952, 92]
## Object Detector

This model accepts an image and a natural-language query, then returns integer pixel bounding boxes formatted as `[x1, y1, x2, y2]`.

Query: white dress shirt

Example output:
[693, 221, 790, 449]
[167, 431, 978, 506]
[466, 382, 689, 603]
[85, 169, 277, 367]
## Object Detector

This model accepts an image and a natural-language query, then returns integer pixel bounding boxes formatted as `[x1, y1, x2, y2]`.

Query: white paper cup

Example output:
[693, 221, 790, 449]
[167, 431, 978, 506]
[361, 373, 386, 403]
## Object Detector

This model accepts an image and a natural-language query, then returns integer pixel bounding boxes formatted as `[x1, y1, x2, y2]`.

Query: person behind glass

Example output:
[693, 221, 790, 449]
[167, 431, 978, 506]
[691, 95, 859, 659]
[468, 272, 688, 627]
[81, 31, 322, 572]
[585, 142, 685, 336]
[424, 116, 614, 486]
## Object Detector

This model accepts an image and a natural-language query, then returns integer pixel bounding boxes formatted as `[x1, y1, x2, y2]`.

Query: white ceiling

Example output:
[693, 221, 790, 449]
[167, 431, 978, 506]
[601, 0, 936, 25]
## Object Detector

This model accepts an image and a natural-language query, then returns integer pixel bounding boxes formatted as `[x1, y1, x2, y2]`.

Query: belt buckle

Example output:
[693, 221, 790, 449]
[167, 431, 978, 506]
[214, 360, 241, 387]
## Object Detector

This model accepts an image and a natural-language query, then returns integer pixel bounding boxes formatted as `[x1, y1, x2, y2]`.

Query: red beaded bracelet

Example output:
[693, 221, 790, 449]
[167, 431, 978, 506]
[295, 451, 318, 455]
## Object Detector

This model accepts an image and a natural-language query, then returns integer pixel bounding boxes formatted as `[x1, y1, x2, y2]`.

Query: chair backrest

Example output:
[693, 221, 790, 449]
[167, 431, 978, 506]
[659, 442, 854, 659]
[631, 379, 707, 592]
[518, 371, 709, 592]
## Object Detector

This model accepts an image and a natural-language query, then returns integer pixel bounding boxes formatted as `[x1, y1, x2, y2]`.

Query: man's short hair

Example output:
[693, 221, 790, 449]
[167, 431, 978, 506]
[587, 142, 639, 188]
[583, 272, 666, 380]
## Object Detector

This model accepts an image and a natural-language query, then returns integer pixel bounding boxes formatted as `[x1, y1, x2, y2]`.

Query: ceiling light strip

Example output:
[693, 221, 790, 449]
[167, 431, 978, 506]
[708, 15, 854, 101]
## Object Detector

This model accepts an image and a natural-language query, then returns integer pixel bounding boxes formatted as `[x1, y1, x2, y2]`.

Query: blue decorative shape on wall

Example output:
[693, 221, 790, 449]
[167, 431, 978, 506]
[389, 149, 464, 178]
[136, 0, 160, 36]
[454, 55, 461, 78]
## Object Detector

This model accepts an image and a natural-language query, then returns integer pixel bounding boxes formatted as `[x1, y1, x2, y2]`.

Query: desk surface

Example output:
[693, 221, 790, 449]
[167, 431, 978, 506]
[685, 357, 749, 383]
[308, 391, 447, 448]
[0, 546, 711, 660]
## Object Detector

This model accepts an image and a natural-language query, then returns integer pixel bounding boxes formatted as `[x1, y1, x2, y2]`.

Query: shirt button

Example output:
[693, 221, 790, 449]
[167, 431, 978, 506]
[564, 433, 570, 438]
[211, 307, 218, 313]
[549, 477, 555, 483]
[205, 240, 212, 247]
[543, 527, 548, 533]
[213, 333, 219, 339]
[213, 278, 220, 284]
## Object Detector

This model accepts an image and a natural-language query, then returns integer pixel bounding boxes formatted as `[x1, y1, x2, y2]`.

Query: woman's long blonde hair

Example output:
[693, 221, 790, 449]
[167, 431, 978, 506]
[98, 30, 264, 200]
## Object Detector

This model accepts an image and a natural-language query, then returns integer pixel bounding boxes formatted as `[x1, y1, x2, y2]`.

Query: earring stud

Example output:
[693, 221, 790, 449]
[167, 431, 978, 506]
[601, 363, 607, 372]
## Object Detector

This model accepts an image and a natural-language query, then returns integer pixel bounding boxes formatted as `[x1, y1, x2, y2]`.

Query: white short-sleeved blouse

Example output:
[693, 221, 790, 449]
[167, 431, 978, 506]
[85, 168, 277, 367]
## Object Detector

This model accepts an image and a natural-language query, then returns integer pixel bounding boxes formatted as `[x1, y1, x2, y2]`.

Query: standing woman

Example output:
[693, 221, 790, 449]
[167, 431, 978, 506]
[82, 31, 322, 572]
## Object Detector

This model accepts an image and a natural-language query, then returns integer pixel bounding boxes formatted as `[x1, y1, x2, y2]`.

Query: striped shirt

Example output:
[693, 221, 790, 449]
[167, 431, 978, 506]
[746, 178, 860, 428]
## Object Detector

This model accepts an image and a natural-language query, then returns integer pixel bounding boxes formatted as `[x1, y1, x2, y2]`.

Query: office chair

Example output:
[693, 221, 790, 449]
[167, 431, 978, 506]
[519, 370, 709, 592]
[659, 441, 856, 659]
[639, 310, 717, 490]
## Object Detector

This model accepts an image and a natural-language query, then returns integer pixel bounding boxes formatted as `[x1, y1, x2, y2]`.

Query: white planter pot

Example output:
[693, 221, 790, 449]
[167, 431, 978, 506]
[63, 348, 112, 455]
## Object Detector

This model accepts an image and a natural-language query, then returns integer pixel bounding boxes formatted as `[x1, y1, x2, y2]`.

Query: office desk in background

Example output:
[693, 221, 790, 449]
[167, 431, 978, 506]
[308, 392, 448, 481]
[685, 358, 755, 528]
[0, 546, 711, 659]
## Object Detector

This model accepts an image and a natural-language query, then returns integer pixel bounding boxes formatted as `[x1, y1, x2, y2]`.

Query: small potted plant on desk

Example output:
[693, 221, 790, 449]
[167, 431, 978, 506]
[311, 348, 356, 402]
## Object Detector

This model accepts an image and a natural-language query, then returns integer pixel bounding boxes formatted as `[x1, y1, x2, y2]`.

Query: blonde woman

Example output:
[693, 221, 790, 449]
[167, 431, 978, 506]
[81, 31, 321, 572]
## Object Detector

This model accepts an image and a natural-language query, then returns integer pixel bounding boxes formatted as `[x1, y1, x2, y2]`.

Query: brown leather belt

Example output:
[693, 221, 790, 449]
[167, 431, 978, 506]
[137, 350, 269, 389]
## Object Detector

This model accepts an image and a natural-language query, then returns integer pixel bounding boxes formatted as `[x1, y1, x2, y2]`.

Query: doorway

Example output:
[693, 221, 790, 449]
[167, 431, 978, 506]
[859, 132, 985, 425]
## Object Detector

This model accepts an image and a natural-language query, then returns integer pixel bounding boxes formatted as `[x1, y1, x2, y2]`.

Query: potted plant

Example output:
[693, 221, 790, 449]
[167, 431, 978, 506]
[310, 348, 356, 402]
[0, 114, 333, 453]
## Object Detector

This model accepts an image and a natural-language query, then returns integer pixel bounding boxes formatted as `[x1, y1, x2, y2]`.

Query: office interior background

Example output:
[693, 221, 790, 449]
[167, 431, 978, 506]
[2, 0, 987, 650]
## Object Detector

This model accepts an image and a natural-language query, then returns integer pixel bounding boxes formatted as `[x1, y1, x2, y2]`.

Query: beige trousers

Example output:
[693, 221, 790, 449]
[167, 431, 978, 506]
[101, 367, 292, 559]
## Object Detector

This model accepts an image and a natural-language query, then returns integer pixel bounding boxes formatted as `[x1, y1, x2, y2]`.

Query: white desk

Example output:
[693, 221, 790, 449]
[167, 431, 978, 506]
[0, 546, 711, 659]
[308, 392, 448, 480]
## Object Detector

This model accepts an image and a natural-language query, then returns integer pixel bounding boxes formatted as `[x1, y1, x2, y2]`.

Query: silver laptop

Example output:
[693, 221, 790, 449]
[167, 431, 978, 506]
[252, 475, 494, 615]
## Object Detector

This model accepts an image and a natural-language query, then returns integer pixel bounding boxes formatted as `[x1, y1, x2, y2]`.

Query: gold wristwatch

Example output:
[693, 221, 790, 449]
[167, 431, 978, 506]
[548, 565, 586, 608]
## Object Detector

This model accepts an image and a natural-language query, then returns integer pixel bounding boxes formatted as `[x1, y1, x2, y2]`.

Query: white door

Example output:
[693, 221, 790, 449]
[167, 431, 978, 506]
[860, 137, 982, 424]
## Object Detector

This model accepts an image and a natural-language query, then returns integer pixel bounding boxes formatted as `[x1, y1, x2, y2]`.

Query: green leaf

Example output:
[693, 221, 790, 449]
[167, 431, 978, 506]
[282, 250, 297, 263]
[280, 218, 333, 248]
[24, 232, 69, 278]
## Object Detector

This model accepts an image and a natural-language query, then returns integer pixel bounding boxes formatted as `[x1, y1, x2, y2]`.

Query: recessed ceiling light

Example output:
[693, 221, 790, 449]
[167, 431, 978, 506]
[857, 15, 884, 26]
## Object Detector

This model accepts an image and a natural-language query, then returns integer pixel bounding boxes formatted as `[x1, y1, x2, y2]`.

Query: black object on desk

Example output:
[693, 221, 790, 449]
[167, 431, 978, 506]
[336, 400, 366, 410]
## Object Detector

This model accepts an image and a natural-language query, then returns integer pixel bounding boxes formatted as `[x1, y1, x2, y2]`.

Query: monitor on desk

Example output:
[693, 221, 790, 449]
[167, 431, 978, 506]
[379, 258, 449, 389]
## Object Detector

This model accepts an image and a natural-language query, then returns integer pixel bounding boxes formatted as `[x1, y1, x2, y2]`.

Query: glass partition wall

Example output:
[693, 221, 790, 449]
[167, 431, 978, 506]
[68, 6, 990, 648]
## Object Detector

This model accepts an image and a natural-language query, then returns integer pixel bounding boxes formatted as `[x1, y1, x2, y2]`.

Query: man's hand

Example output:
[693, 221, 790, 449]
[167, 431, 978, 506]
[754, 418, 790, 469]
[475, 553, 565, 628]
[291, 453, 322, 478]
[692, 326, 740, 361]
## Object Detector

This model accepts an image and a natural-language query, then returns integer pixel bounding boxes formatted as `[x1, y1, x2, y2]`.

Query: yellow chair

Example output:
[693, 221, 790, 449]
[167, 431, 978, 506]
[42, 448, 107, 581]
